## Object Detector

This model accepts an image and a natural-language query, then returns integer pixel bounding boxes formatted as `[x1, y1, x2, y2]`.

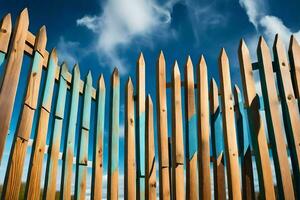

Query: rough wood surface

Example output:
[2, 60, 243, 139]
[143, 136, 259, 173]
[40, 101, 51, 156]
[125, 78, 136, 200]
[91, 74, 106, 200]
[0, 8, 29, 162]
[61, 65, 81, 200]
[0, 13, 12, 53]
[145, 96, 157, 200]
[209, 79, 226, 200]
[218, 48, 242, 200]
[198, 56, 211, 200]
[184, 56, 199, 200]
[107, 68, 120, 200]
[44, 63, 68, 200]
[156, 51, 171, 200]
[257, 36, 295, 199]
[171, 62, 185, 200]
[238, 39, 276, 200]
[289, 35, 300, 100]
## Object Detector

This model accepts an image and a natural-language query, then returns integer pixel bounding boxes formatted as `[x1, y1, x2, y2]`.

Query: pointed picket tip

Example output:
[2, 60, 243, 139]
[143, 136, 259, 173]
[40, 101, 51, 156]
[186, 55, 193, 68]
[257, 36, 269, 52]
[233, 84, 241, 95]
[86, 71, 92, 84]
[210, 78, 217, 89]
[219, 48, 229, 70]
[157, 50, 165, 67]
[35, 25, 47, 54]
[173, 60, 180, 75]
[137, 52, 145, 67]
[199, 55, 207, 70]
[73, 64, 80, 75]
[273, 34, 285, 50]
[127, 77, 133, 89]
[98, 74, 106, 90]
[239, 39, 250, 54]
[289, 35, 300, 51]
[112, 67, 119, 77]
[20, 8, 29, 19]
[146, 94, 153, 106]
[49, 48, 58, 63]
[17, 8, 29, 28]
[111, 67, 119, 86]
[60, 62, 68, 77]
[1, 13, 12, 31]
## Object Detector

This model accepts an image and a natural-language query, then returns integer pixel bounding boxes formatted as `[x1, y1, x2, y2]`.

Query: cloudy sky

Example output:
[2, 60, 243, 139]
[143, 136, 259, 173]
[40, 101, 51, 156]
[1, 0, 300, 198]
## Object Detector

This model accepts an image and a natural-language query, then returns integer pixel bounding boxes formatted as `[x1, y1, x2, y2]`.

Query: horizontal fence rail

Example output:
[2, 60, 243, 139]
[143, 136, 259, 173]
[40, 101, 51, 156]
[0, 8, 300, 200]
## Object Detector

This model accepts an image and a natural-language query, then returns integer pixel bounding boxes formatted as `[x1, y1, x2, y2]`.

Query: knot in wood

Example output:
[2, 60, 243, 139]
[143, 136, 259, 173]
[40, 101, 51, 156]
[0, 28, 7, 33]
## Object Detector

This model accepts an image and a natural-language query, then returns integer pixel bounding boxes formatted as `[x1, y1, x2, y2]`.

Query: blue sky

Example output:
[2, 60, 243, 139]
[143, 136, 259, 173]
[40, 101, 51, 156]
[1, 0, 300, 198]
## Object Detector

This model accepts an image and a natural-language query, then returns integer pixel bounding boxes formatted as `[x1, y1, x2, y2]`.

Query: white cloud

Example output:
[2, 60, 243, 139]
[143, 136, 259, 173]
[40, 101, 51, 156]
[76, 0, 175, 74]
[239, 0, 300, 45]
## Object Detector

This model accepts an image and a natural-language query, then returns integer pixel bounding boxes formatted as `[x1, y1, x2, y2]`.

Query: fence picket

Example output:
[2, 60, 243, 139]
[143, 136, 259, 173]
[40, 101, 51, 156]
[125, 77, 136, 200]
[238, 39, 275, 199]
[75, 72, 92, 199]
[2, 26, 47, 200]
[218, 48, 242, 200]
[209, 79, 226, 200]
[289, 36, 300, 103]
[171, 61, 185, 200]
[0, 13, 12, 85]
[184, 56, 199, 200]
[61, 65, 81, 199]
[44, 63, 69, 200]
[273, 35, 300, 196]
[156, 51, 171, 200]
[0, 8, 29, 161]
[136, 53, 146, 200]
[91, 74, 106, 200]
[197, 56, 211, 199]
[257, 36, 295, 199]
[107, 68, 120, 200]
[145, 95, 157, 200]
[233, 85, 254, 200]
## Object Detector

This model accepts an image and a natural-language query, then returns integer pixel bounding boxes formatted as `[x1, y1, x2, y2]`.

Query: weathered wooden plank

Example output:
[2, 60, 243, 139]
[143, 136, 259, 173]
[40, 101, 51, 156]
[289, 35, 300, 101]
[75, 72, 92, 199]
[257, 36, 295, 199]
[273, 35, 300, 197]
[171, 61, 185, 200]
[233, 85, 255, 200]
[91, 74, 105, 200]
[2, 26, 47, 199]
[209, 79, 226, 200]
[0, 13, 12, 54]
[136, 53, 146, 200]
[44, 63, 69, 200]
[25, 47, 59, 200]
[61, 65, 81, 200]
[156, 51, 171, 200]
[107, 68, 120, 200]
[238, 39, 276, 199]
[184, 56, 199, 200]
[145, 95, 157, 200]
[0, 8, 29, 161]
[124, 77, 136, 200]
[218, 48, 242, 200]
[198, 56, 211, 200]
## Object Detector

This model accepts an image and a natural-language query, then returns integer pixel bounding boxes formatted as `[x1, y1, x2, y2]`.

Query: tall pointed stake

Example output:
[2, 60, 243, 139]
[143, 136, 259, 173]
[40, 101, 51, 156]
[156, 51, 171, 200]
[0, 8, 29, 162]
[107, 68, 120, 200]
[257, 36, 295, 199]
[124, 77, 136, 200]
[91, 74, 106, 200]
[218, 48, 242, 199]
[289, 35, 300, 103]
[198, 56, 211, 199]
[171, 61, 185, 200]
[238, 39, 275, 199]
[145, 95, 157, 200]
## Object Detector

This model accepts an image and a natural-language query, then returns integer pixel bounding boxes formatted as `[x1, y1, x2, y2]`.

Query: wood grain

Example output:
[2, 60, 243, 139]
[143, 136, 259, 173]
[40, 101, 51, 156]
[125, 78, 136, 200]
[0, 13, 12, 53]
[171, 61, 185, 200]
[238, 39, 275, 200]
[145, 96, 157, 200]
[156, 51, 171, 200]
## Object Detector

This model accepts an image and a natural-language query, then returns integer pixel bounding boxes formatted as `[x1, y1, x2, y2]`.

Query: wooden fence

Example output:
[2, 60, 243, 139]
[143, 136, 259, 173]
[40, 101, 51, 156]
[0, 8, 300, 200]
